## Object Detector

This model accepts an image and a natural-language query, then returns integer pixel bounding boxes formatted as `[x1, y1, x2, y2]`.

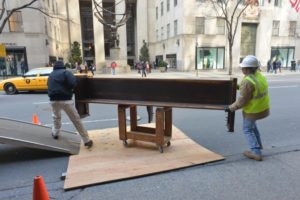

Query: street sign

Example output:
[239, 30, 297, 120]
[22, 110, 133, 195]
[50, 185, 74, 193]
[0, 44, 6, 57]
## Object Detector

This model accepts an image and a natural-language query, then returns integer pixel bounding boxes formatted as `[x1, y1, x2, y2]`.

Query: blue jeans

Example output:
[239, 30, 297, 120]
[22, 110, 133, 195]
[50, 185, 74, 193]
[243, 118, 263, 156]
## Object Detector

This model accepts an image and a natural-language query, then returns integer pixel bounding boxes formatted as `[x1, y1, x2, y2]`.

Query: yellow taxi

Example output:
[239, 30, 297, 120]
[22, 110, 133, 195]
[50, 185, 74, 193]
[0, 67, 53, 94]
[0, 67, 93, 95]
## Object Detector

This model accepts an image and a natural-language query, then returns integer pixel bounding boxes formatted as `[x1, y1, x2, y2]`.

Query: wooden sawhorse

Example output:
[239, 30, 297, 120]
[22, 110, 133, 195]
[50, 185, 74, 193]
[118, 105, 172, 153]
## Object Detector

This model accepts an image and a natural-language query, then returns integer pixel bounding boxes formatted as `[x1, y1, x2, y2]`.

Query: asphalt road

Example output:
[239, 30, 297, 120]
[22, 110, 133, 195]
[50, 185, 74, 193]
[0, 72, 299, 200]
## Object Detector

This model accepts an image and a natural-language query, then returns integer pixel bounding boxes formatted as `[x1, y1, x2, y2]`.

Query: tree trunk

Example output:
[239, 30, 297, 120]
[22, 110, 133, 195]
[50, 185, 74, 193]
[228, 45, 233, 75]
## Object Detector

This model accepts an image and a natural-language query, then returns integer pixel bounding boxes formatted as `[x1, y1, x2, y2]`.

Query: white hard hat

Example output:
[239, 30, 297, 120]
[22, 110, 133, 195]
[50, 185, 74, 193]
[239, 55, 261, 68]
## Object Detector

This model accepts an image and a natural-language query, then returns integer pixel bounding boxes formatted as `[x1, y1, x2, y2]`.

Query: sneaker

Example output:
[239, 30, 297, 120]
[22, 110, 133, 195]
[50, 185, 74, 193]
[84, 140, 93, 148]
[51, 132, 58, 140]
[243, 151, 263, 161]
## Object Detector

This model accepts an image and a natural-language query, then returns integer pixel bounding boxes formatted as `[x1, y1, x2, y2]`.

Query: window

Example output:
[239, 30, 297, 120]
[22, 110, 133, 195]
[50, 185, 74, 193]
[195, 17, 205, 34]
[167, 0, 170, 11]
[166, 54, 177, 69]
[56, 2, 58, 14]
[196, 47, 225, 69]
[8, 11, 23, 32]
[174, 20, 178, 36]
[167, 23, 170, 38]
[54, 25, 57, 41]
[289, 21, 297, 37]
[156, 6, 158, 19]
[274, 0, 282, 7]
[272, 20, 279, 36]
[239, 0, 247, 5]
[49, 21, 52, 33]
[216, 18, 225, 35]
[58, 27, 61, 41]
[44, 17, 48, 35]
[271, 47, 295, 68]
[52, 0, 55, 13]
[161, 2, 164, 16]
[156, 29, 159, 41]
[174, 0, 177, 6]
[161, 27, 164, 40]
[259, 0, 264, 6]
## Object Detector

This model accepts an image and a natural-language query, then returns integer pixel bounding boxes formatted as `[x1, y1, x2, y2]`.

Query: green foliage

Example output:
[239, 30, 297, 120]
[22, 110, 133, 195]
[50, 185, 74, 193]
[139, 40, 149, 62]
[69, 41, 83, 65]
[158, 60, 167, 68]
[64, 62, 71, 69]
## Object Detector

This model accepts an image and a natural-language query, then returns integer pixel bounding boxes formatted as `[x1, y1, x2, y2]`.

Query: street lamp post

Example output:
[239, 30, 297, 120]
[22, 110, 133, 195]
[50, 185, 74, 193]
[195, 37, 198, 77]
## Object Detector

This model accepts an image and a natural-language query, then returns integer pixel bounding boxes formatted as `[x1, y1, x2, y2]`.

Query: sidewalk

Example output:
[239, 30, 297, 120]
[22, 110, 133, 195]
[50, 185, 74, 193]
[94, 69, 300, 80]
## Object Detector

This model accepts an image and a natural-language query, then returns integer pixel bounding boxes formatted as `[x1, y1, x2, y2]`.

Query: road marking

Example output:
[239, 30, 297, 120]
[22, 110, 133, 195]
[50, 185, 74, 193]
[268, 79, 300, 82]
[33, 102, 49, 105]
[43, 118, 118, 126]
[269, 85, 298, 89]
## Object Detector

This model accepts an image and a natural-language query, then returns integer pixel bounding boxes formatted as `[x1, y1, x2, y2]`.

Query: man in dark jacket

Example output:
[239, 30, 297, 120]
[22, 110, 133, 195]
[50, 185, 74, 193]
[48, 61, 93, 148]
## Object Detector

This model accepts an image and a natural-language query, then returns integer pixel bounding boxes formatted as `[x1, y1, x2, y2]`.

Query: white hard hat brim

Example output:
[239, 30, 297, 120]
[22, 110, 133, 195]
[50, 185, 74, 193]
[239, 61, 261, 68]
[239, 63, 248, 68]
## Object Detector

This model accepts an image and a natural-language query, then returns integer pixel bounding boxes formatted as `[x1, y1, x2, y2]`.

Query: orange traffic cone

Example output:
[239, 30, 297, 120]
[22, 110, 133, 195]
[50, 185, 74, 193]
[32, 114, 41, 125]
[33, 176, 50, 200]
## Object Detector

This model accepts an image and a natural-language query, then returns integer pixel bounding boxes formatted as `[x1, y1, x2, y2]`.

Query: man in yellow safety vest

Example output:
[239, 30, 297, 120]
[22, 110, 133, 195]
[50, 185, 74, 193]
[225, 55, 270, 161]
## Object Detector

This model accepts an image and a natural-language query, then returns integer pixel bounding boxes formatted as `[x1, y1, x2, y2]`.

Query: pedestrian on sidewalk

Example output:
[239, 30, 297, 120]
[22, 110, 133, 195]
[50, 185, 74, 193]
[47, 61, 93, 148]
[267, 59, 272, 73]
[225, 55, 270, 161]
[141, 61, 147, 77]
[111, 61, 117, 75]
[276, 59, 282, 73]
[291, 60, 296, 72]
[272, 60, 277, 74]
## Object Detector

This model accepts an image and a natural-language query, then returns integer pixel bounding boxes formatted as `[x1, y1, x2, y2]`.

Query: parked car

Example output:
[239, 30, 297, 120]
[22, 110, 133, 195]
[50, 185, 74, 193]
[0, 66, 93, 95]
[0, 67, 53, 94]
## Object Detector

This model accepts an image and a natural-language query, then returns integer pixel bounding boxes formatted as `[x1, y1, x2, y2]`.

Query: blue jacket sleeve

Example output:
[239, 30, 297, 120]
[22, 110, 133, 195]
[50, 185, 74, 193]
[65, 71, 77, 89]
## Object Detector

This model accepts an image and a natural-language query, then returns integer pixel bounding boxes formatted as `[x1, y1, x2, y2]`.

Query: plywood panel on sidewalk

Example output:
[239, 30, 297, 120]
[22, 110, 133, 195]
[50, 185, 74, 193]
[0, 118, 81, 154]
[64, 125, 224, 190]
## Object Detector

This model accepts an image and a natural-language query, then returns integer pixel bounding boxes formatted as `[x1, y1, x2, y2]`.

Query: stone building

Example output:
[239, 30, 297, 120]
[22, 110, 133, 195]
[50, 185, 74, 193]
[0, 0, 299, 75]
[152, 0, 300, 71]
[0, 0, 82, 75]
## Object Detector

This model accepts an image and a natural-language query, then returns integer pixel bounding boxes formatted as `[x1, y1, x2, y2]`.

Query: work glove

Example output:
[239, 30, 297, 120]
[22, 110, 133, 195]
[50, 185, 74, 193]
[224, 105, 231, 112]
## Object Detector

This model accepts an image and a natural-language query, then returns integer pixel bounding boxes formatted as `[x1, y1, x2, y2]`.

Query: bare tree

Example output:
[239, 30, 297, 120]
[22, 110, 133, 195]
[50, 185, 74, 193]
[0, 0, 70, 34]
[206, 0, 258, 75]
[0, 0, 38, 34]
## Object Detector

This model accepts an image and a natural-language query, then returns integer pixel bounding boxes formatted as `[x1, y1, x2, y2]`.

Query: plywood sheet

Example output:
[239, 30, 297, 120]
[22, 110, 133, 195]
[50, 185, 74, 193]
[64, 125, 224, 190]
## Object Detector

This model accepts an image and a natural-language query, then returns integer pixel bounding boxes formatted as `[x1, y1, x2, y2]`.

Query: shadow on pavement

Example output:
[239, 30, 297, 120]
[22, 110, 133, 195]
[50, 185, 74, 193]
[0, 144, 68, 164]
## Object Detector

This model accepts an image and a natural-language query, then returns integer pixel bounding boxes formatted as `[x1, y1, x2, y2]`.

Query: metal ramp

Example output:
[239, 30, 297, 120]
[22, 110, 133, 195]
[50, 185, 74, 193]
[0, 118, 81, 155]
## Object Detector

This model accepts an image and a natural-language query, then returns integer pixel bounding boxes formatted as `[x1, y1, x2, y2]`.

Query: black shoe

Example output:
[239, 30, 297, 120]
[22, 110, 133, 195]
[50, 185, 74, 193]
[52, 133, 58, 140]
[85, 140, 93, 148]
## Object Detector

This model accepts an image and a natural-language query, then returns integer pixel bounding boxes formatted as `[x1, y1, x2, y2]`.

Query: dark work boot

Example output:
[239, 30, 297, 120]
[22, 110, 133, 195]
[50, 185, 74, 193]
[84, 140, 93, 149]
[51, 132, 58, 140]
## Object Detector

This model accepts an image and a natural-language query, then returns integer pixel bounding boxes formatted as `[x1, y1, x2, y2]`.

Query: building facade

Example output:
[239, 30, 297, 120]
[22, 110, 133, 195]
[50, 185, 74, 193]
[152, 0, 300, 71]
[0, 0, 299, 76]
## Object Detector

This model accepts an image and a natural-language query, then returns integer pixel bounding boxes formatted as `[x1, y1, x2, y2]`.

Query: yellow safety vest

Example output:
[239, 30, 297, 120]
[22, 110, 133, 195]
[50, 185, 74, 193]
[243, 71, 270, 114]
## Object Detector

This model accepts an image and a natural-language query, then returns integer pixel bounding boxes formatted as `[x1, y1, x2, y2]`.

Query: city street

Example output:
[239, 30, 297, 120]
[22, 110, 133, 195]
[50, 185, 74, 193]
[0, 72, 300, 200]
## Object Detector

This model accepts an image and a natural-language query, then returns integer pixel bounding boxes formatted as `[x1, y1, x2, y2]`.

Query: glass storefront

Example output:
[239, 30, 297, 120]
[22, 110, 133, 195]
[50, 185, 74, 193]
[271, 47, 295, 68]
[1, 47, 28, 76]
[166, 54, 177, 69]
[196, 47, 225, 69]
